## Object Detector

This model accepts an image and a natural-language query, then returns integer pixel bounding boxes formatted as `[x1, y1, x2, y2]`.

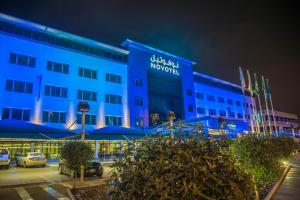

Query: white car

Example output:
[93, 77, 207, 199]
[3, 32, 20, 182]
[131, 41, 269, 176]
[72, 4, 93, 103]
[16, 152, 47, 168]
[0, 147, 10, 169]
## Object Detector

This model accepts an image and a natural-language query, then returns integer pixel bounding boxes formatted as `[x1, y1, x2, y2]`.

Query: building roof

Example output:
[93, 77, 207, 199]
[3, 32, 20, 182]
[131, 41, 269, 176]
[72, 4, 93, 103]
[121, 39, 197, 65]
[0, 12, 128, 62]
[193, 72, 251, 96]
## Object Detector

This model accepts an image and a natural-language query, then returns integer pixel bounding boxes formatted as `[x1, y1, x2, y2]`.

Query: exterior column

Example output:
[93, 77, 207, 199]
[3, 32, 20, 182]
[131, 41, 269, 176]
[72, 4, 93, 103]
[39, 143, 43, 153]
[95, 140, 99, 160]
[30, 143, 35, 152]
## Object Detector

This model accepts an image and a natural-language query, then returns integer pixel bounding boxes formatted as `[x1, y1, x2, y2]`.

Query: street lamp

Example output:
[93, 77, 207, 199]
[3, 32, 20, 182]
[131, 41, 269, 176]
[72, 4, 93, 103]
[77, 101, 90, 182]
[168, 111, 175, 144]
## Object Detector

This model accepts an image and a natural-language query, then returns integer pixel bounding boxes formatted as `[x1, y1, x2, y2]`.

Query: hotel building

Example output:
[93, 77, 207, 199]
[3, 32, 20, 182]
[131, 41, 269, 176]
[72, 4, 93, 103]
[0, 13, 257, 158]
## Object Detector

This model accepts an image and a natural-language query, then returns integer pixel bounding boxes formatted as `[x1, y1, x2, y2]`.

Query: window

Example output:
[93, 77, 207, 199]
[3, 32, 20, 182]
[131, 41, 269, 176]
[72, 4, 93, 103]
[9, 52, 36, 67]
[207, 95, 215, 102]
[47, 61, 69, 74]
[78, 67, 97, 79]
[106, 73, 122, 84]
[135, 97, 143, 106]
[134, 79, 142, 87]
[244, 103, 249, 108]
[229, 112, 235, 118]
[188, 105, 193, 112]
[186, 89, 193, 96]
[5, 79, 33, 94]
[105, 94, 122, 104]
[227, 99, 233, 105]
[45, 85, 68, 98]
[236, 101, 241, 107]
[42, 111, 66, 123]
[237, 113, 243, 119]
[197, 107, 205, 114]
[2, 108, 10, 119]
[218, 97, 225, 103]
[219, 110, 226, 117]
[195, 92, 204, 99]
[77, 114, 96, 125]
[105, 115, 122, 126]
[245, 114, 250, 120]
[135, 117, 144, 128]
[209, 109, 217, 115]
[78, 90, 97, 101]
[2, 107, 30, 121]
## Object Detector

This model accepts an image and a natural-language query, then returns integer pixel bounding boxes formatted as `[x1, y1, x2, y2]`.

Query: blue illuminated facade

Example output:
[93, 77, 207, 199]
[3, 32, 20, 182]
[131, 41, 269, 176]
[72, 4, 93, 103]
[0, 12, 253, 134]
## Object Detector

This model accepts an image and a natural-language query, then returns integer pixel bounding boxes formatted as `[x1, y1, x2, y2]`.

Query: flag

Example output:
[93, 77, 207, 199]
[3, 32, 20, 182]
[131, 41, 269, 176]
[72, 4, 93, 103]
[266, 78, 271, 98]
[253, 73, 259, 96]
[246, 70, 253, 96]
[261, 76, 267, 96]
[239, 66, 246, 93]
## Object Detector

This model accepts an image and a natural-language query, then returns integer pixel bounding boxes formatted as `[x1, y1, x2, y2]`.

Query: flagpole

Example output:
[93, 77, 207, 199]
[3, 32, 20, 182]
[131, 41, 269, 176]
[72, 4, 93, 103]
[239, 67, 253, 133]
[247, 70, 259, 133]
[262, 76, 272, 135]
[266, 78, 278, 136]
[254, 73, 266, 136]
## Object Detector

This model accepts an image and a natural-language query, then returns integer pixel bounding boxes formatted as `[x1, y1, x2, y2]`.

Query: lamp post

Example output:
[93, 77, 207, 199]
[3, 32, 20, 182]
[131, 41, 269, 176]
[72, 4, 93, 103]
[168, 111, 175, 144]
[77, 101, 90, 182]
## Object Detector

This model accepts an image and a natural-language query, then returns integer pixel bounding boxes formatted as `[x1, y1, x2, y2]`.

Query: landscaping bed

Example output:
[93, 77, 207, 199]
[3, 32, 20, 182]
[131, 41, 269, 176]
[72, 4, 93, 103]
[71, 185, 109, 200]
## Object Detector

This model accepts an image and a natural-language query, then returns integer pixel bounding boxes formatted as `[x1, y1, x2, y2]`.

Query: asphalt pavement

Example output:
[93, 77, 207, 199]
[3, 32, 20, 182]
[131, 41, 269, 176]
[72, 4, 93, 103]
[0, 162, 113, 200]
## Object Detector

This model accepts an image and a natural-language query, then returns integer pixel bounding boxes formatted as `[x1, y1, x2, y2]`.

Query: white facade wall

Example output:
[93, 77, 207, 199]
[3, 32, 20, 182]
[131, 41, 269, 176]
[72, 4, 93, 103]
[0, 33, 129, 130]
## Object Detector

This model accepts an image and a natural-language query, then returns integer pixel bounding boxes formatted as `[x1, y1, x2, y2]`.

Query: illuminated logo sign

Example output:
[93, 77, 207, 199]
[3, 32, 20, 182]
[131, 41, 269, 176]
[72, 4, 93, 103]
[227, 123, 236, 130]
[150, 55, 180, 75]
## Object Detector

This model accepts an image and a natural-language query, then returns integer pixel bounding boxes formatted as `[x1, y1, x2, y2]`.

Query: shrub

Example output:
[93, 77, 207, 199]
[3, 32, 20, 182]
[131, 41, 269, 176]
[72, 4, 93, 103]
[60, 141, 94, 188]
[110, 134, 255, 200]
[230, 135, 298, 189]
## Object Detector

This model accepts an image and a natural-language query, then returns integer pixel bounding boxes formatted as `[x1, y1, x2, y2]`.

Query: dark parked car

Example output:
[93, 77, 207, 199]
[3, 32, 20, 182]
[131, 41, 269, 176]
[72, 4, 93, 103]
[58, 159, 103, 178]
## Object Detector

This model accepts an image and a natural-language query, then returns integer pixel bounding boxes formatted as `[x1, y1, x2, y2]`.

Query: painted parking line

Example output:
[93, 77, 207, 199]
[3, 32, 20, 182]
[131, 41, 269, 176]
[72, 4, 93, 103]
[41, 185, 69, 200]
[15, 187, 33, 200]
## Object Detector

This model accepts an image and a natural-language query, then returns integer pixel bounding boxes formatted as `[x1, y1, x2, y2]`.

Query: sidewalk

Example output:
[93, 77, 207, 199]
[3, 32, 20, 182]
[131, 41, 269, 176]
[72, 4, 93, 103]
[272, 154, 300, 200]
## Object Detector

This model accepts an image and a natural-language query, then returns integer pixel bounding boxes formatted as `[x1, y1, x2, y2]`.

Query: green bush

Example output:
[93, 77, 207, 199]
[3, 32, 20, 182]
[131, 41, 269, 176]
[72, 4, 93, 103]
[110, 134, 256, 200]
[60, 141, 95, 173]
[230, 135, 298, 189]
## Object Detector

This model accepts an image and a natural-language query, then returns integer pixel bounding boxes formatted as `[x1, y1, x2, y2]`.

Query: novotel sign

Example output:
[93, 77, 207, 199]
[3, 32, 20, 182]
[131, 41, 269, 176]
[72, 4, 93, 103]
[150, 54, 180, 75]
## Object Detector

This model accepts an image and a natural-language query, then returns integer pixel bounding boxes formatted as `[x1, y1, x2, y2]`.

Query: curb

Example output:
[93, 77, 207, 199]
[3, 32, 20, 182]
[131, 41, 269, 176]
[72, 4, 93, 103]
[264, 165, 291, 200]
[264, 152, 298, 200]
[67, 189, 76, 200]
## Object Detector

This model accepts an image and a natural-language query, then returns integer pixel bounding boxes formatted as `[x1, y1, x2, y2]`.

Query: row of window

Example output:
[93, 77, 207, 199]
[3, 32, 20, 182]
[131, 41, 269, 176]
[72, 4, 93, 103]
[9, 53, 123, 82]
[5, 80, 33, 94]
[5, 80, 124, 104]
[2, 108, 123, 126]
[9, 53, 36, 67]
[265, 115, 298, 123]
[196, 92, 243, 106]
[196, 107, 244, 119]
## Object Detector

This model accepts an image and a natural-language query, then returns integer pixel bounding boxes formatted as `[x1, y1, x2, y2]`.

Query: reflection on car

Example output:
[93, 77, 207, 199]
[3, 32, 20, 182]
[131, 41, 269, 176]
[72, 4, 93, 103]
[16, 152, 47, 168]
[58, 159, 103, 178]
[0, 147, 10, 169]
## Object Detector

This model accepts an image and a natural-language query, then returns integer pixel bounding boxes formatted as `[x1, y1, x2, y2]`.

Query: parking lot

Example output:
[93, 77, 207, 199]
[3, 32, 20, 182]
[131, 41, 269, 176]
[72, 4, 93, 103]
[0, 161, 112, 187]
[0, 161, 113, 199]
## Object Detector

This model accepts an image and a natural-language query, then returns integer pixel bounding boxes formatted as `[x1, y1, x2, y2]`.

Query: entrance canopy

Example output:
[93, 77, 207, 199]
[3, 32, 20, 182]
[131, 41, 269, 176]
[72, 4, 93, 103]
[0, 119, 69, 140]
[0, 120, 147, 141]
[87, 126, 147, 140]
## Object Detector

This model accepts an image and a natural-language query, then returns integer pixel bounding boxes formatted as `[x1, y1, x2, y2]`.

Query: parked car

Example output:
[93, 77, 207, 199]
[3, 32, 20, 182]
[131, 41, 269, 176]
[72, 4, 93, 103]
[0, 147, 10, 169]
[16, 152, 47, 168]
[58, 159, 103, 178]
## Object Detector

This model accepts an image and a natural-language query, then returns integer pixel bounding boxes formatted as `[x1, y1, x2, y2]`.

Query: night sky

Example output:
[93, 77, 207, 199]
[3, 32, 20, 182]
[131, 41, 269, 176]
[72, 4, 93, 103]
[1, 0, 299, 116]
